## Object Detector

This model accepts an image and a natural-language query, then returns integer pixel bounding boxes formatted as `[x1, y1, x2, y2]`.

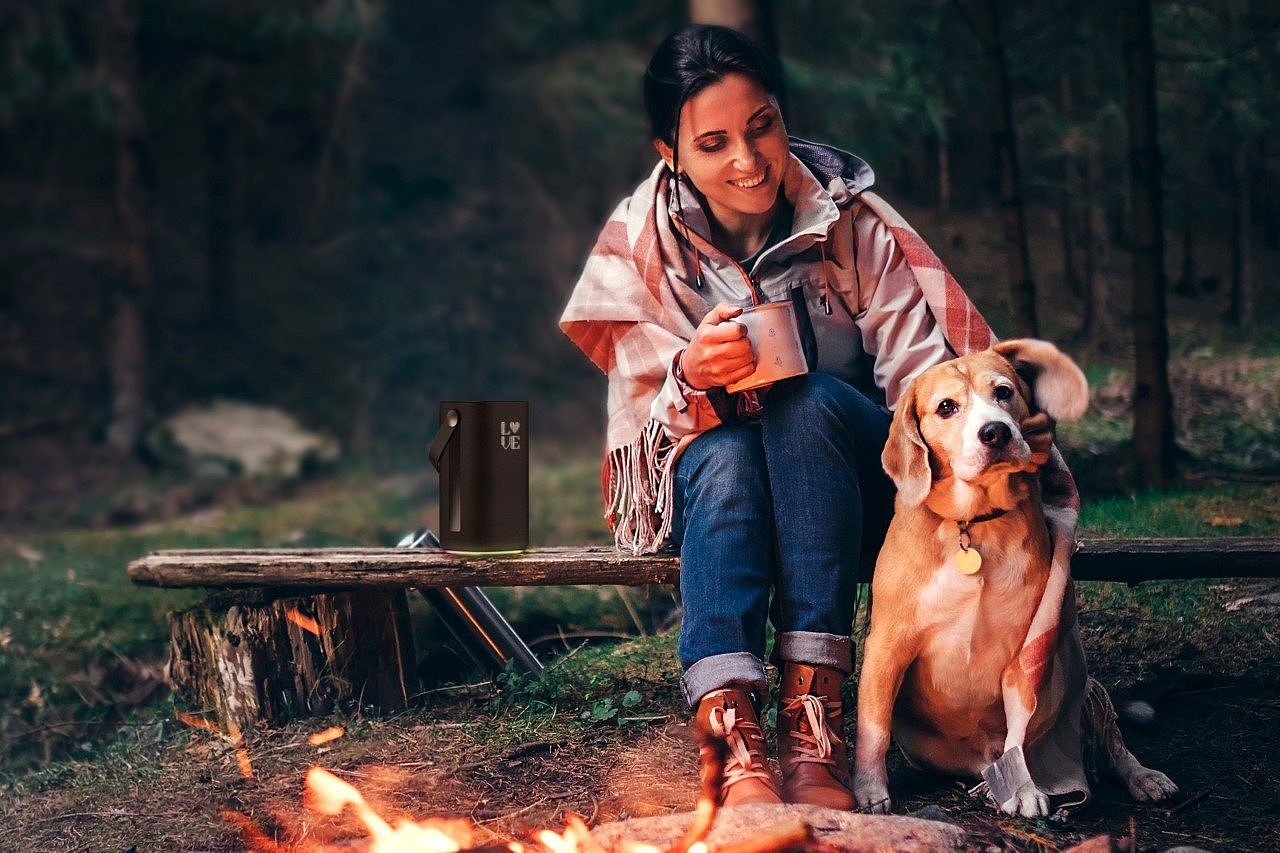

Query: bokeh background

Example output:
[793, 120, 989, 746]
[4, 0, 1277, 525]
[2, 0, 1279, 789]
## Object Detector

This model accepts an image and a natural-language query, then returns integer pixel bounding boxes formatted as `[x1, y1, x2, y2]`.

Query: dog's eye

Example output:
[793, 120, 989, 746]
[994, 385, 1013, 402]
[936, 399, 959, 418]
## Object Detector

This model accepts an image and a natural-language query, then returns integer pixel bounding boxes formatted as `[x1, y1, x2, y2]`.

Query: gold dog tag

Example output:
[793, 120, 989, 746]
[954, 546, 983, 575]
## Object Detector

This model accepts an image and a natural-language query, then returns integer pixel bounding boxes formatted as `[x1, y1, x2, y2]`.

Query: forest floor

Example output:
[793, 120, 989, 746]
[2, 310, 1280, 850]
[2, 569, 1279, 852]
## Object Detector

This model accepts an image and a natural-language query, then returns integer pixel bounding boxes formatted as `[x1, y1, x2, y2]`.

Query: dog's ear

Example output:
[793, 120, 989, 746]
[992, 339, 1089, 421]
[883, 379, 932, 506]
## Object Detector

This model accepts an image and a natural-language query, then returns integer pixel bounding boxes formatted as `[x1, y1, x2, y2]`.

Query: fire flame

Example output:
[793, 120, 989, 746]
[174, 710, 253, 779]
[308, 726, 346, 746]
[284, 607, 322, 635]
[223, 766, 702, 852]
[305, 767, 476, 852]
[223, 734, 736, 852]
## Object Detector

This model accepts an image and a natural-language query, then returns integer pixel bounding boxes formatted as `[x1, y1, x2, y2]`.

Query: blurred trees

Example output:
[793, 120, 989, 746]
[974, 0, 1040, 338]
[1123, 0, 1176, 488]
[1, 0, 1278, 491]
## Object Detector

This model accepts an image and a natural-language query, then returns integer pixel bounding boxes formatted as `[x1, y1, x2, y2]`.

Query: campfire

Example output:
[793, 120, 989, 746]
[179, 712, 1134, 852]
[206, 722, 816, 853]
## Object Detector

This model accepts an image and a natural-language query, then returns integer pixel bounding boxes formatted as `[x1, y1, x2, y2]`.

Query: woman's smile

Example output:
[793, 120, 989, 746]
[653, 72, 790, 257]
[729, 166, 769, 189]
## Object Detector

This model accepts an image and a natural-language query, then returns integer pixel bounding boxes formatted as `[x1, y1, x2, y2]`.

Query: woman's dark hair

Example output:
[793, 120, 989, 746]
[643, 25, 779, 147]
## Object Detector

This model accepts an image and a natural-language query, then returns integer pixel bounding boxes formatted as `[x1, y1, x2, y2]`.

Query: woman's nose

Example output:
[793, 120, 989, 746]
[731, 137, 761, 170]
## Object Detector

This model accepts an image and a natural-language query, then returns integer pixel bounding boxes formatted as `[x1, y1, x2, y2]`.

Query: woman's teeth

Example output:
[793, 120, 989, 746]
[730, 171, 766, 188]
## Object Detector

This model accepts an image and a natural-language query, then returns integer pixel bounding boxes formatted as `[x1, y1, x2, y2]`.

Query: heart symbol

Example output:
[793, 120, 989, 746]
[954, 547, 983, 575]
[508, 421, 521, 434]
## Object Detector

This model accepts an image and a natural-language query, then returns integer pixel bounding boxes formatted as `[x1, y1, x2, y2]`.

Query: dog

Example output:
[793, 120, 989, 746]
[852, 339, 1178, 817]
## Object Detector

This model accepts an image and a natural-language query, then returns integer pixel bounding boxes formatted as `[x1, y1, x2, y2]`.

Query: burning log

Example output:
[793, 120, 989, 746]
[167, 590, 417, 730]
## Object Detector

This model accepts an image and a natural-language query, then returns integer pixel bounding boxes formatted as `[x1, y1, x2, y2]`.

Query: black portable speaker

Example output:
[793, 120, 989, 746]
[428, 401, 529, 554]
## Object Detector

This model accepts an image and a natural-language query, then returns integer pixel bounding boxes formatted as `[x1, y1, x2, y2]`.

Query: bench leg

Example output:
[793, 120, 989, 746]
[166, 590, 419, 730]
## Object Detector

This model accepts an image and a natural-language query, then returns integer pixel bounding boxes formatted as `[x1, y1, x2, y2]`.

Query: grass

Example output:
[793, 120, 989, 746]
[2, 343, 1280, 849]
[0, 456, 634, 775]
[1079, 482, 1280, 538]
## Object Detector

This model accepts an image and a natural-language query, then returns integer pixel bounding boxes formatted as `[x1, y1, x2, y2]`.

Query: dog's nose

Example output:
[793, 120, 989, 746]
[978, 422, 1012, 448]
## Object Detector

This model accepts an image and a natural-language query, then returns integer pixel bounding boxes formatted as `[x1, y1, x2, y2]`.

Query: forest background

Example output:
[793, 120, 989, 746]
[2, 0, 1280, 807]
[3, 0, 1278, 526]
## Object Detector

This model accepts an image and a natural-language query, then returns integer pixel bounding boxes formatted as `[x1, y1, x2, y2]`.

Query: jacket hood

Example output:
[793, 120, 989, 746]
[789, 136, 875, 205]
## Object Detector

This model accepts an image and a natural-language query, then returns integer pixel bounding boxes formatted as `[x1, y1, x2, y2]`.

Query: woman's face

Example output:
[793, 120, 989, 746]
[655, 72, 789, 232]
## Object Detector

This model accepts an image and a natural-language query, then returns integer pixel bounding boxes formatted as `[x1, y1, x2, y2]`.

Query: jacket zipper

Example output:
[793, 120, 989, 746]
[672, 211, 767, 306]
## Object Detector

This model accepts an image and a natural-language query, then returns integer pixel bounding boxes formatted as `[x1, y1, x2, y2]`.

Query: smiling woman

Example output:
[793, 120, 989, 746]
[652, 73, 790, 260]
[558, 24, 1079, 814]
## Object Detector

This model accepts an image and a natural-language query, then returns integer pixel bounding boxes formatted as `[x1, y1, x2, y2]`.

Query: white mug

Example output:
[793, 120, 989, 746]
[725, 300, 809, 394]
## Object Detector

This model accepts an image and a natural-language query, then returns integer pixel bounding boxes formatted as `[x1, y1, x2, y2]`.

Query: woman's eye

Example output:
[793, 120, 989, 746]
[750, 116, 775, 134]
[936, 399, 959, 418]
[697, 139, 726, 153]
[994, 385, 1013, 402]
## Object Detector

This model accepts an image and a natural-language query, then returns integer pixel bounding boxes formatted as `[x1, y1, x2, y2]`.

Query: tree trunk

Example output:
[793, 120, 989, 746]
[205, 62, 236, 331]
[1082, 140, 1115, 350]
[167, 590, 418, 730]
[1229, 140, 1256, 328]
[104, 0, 152, 452]
[1122, 0, 1175, 488]
[974, 0, 1039, 337]
[1262, 137, 1280, 249]
[689, 0, 785, 108]
[1058, 75, 1084, 303]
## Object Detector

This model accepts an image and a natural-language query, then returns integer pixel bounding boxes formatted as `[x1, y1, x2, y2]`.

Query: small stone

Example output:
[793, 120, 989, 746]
[906, 804, 956, 824]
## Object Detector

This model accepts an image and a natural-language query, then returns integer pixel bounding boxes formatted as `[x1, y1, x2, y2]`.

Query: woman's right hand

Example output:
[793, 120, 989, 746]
[680, 303, 757, 391]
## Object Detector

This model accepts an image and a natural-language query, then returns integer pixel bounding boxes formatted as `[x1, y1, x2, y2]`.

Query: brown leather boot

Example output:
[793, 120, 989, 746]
[692, 688, 782, 806]
[778, 663, 854, 809]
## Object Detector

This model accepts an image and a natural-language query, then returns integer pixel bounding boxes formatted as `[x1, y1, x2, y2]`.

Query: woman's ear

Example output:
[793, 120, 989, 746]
[882, 383, 932, 507]
[653, 138, 675, 172]
[992, 339, 1089, 421]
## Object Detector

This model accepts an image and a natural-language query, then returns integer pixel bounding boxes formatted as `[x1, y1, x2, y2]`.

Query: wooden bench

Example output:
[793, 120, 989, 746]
[129, 538, 1280, 731]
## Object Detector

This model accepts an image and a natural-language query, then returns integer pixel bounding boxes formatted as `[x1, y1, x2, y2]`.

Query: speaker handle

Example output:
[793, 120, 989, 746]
[429, 408, 460, 471]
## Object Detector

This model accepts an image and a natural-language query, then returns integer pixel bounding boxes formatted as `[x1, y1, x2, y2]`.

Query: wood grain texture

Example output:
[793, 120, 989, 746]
[167, 590, 417, 730]
[130, 538, 1280, 590]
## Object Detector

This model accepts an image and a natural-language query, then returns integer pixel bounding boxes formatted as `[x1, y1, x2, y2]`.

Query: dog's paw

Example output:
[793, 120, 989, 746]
[1126, 767, 1179, 801]
[853, 770, 892, 814]
[998, 784, 1051, 818]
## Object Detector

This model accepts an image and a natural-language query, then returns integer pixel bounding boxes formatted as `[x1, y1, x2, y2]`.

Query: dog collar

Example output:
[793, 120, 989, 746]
[953, 509, 1008, 575]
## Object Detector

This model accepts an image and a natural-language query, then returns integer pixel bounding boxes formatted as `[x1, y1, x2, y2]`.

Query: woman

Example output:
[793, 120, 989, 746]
[560, 25, 1073, 809]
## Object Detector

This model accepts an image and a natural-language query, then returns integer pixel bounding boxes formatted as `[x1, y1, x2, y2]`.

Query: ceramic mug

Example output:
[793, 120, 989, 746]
[724, 300, 809, 394]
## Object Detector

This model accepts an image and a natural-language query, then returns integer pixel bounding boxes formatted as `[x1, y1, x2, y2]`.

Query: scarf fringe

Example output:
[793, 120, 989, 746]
[1081, 675, 1122, 777]
[606, 421, 678, 555]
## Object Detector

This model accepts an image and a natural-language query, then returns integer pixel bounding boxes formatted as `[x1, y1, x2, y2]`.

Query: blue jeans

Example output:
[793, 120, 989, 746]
[670, 372, 894, 706]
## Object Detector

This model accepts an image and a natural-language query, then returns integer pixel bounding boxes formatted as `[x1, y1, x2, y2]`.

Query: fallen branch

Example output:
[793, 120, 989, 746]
[716, 822, 812, 853]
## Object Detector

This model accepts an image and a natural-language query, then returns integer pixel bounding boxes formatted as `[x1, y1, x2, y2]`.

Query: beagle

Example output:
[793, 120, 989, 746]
[852, 339, 1178, 817]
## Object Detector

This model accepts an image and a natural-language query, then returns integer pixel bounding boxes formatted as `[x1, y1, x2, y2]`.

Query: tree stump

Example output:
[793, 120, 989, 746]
[166, 589, 418, 730]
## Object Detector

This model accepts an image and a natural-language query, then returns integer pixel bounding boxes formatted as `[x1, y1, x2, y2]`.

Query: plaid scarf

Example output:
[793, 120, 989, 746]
[560, 154, 1090, 800]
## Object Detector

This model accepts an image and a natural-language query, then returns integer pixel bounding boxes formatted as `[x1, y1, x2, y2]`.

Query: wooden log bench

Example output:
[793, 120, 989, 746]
[128, 538, 1280, 731]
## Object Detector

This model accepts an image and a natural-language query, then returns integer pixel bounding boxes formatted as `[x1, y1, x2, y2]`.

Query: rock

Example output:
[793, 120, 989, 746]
[148, 400, 338, 479]
[592, 803, 967, 852]
[1119, 700, 1156, 727]
[905, 803, 956, 825]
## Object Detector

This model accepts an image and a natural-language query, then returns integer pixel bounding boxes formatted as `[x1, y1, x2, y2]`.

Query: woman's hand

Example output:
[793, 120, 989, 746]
[1020, 411, 1056, 468]
[680, 303, 757, 391]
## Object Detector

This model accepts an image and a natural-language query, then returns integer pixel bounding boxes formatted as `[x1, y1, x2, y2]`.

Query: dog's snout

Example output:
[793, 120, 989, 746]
[978, 422, 1012, 449]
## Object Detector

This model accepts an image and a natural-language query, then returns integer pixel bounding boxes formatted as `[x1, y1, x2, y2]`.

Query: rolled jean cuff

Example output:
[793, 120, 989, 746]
[776, 631, 852, 674]
[680, 652, 769, 707]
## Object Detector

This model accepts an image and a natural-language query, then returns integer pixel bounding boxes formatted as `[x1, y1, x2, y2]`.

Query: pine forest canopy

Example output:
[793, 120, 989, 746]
[0, 0, 1276, 481]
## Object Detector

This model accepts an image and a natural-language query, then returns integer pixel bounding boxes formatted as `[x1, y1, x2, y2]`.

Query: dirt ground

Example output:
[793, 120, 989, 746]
[5, 581, 1279, 853]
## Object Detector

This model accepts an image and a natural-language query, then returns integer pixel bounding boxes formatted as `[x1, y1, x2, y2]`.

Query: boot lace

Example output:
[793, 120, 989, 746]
[706, 705, 772, 787]
[783, 693, 841, 765]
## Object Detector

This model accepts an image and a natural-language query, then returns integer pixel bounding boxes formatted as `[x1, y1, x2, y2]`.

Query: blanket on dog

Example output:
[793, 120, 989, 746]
[560, 151, 1091, 801]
